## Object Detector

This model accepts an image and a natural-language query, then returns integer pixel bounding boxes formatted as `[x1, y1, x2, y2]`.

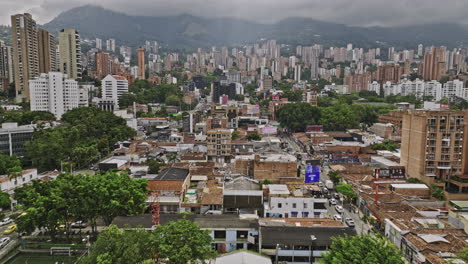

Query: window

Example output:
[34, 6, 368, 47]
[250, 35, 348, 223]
[292, 203, 296, 208]
[291, 212, 298, 217]
[278, 203, 282, 208]
[303, 203, 308, 208]
[237, 231, 248, 239]
[214, 230, 226, 239]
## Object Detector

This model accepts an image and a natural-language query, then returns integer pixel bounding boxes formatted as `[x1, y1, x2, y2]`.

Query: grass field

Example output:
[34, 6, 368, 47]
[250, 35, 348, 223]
[6, 254, 78, 264]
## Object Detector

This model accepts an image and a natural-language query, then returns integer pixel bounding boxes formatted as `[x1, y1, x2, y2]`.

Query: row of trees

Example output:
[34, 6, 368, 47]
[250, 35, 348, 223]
[118, 80, 185, 109]
[80, 220, 217, 264]
[0, 110, 56, 125]
[14, 172, 147, 240]
[24, 107, 135, 171]
[82, 225, 405, 264]
[277, 103, 383, 132]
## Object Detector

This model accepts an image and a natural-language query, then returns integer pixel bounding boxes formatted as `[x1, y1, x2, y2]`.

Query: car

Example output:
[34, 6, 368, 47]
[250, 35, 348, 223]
[329, 198, 337, 205]
[322, 187, 329, 193]
[0, 237, 10, 248]
[335, 205, 344, 214]
[3, 224, 16, 235]
[318, 182, 324, 188]
[345, 218, 355, 227]
[333, 214, 342, 221]
[333, 193, 340, 199]
[71, 220, 88, 228]
[0, 218, 13, 226]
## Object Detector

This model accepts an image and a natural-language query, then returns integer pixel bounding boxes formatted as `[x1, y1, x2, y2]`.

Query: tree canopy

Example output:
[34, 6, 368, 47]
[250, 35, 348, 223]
[80, 219, 216, 264]
[321, 234, 404, 264]
[0, 110, 56, 125]
[370, 140, 398, 151]
[246, 132, 261, 141]
[277, 103, 321, 132]
[335, 183, 357, 201]
[0, 154, 21, 175]
[24, 107, 135, 171]
[14, 171, 147, 239]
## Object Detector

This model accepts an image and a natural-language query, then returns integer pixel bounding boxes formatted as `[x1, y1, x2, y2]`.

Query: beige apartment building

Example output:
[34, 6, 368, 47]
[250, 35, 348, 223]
[37, 28, 57, 74]
[11, 13, 39, 101]
[59, 29, 81, 80]
[401, 110, 468, 199]
[207, 129, 232, 163]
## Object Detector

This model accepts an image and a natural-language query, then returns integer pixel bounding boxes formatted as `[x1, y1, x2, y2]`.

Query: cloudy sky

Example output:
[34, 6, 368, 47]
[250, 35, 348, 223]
[1, 0, 468, 26]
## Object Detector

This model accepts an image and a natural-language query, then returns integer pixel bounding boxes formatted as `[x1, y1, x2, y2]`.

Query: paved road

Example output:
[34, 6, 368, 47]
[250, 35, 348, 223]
[321, 167, 370, 235]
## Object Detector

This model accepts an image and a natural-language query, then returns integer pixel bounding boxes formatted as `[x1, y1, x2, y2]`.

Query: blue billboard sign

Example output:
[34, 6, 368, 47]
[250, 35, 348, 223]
[305, 160, 320, 183]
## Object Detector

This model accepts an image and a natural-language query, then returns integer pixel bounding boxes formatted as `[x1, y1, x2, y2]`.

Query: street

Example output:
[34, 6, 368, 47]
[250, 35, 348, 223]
[321, 167, 370, 235]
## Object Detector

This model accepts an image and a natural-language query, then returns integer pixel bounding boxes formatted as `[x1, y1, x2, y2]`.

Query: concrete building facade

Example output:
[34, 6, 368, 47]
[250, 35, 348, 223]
[11, 13, 39, 101]
[59, 29, 81, 80]
[29, 72, 79, 119]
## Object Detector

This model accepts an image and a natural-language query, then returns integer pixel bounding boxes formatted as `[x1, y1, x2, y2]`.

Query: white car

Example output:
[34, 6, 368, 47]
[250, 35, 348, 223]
[0, 218, 13, 226]
[345, 218, 355, 227]
[335, 205, 344, 214]
[71, 220, 88, 228]
[329, 198, 337, 205]
[333, 214, 342, 221]
[0, 237, 10, 248]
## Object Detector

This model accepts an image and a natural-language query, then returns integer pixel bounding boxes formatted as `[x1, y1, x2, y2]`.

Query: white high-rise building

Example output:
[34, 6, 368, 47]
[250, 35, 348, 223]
[96, 38, 102, 50]
[102, 75, 128, 104]
[29, 72, 79, 119]
[106, 39, 115, 53]
[294, 64, 302, 82]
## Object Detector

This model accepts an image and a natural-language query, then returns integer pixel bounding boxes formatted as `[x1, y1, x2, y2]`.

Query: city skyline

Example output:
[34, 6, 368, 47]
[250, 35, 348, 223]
[1, 1, 468, 27]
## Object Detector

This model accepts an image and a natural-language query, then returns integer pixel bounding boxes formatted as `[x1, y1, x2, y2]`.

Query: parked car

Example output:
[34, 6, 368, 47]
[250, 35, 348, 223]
[318, 182, 324, 188]
[0, 237, 10, 248]
[322, 187, 329, 193]
[329, 198, 337, 205]
[71, 220, 88, 228]
[0, 218, 13, 226]
[333, 193, 340, 199]
[345, 218, 355, 227]
[335, 205, 344, 214]
[333, 214, 342, 221]
[3, 225, 16, 235]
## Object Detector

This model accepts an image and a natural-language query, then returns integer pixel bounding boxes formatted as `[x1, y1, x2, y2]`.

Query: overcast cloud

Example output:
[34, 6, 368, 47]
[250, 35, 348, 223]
[1, 0, 468, 27]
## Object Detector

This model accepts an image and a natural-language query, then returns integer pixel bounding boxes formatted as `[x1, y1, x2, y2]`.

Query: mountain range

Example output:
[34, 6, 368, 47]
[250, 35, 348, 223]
[6, 5, 468, 50]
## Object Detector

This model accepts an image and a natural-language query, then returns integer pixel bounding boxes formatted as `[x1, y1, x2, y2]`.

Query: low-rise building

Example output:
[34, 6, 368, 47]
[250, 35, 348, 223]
[0, 122, 35, 156]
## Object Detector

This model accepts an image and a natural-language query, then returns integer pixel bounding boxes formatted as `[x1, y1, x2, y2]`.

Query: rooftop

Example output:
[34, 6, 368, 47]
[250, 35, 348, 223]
[154, 168, 189, 181]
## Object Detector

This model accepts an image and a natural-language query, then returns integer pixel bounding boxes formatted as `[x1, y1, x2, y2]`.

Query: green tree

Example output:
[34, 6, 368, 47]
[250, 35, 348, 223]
[320, 104, 359, 131]
[281, 90, 303, 101]
[80, 225, 156, 264]
[147, 159, 165, 174]
[277, 103, 321, 132]
[335, 183, 357, 202]
[231, 131, 239, 140]
[0, 191, 10, 209]
[154, 218, 217, 264]
[246, 132, 261, 141]
[0, 154, 21, 175]
[165, 95, 181, 106]
[430, 184, 445, 200]
[25, 107, 135, 171]
[321, 234, 404, 264]
[370, 140, 398, 151]
[328, 170, 342, 185]
[234, 94, 245, 101]
[14, 172, 148, 239]
[457, 248, 468, 262]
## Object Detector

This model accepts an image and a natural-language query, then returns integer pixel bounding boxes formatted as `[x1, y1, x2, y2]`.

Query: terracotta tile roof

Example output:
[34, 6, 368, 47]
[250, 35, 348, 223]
[148, 180, 184, 191]
[404, 233, 468, 258]
[200, 180, 223, 205]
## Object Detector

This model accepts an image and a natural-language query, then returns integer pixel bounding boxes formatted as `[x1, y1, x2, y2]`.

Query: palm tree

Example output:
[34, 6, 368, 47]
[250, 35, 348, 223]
[7, 166, 22, 182]
[166, 153, 180, 166]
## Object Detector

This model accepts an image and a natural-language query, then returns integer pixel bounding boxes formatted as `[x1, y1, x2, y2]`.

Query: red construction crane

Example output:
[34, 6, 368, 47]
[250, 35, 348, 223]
[150, 191, 160, 226]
